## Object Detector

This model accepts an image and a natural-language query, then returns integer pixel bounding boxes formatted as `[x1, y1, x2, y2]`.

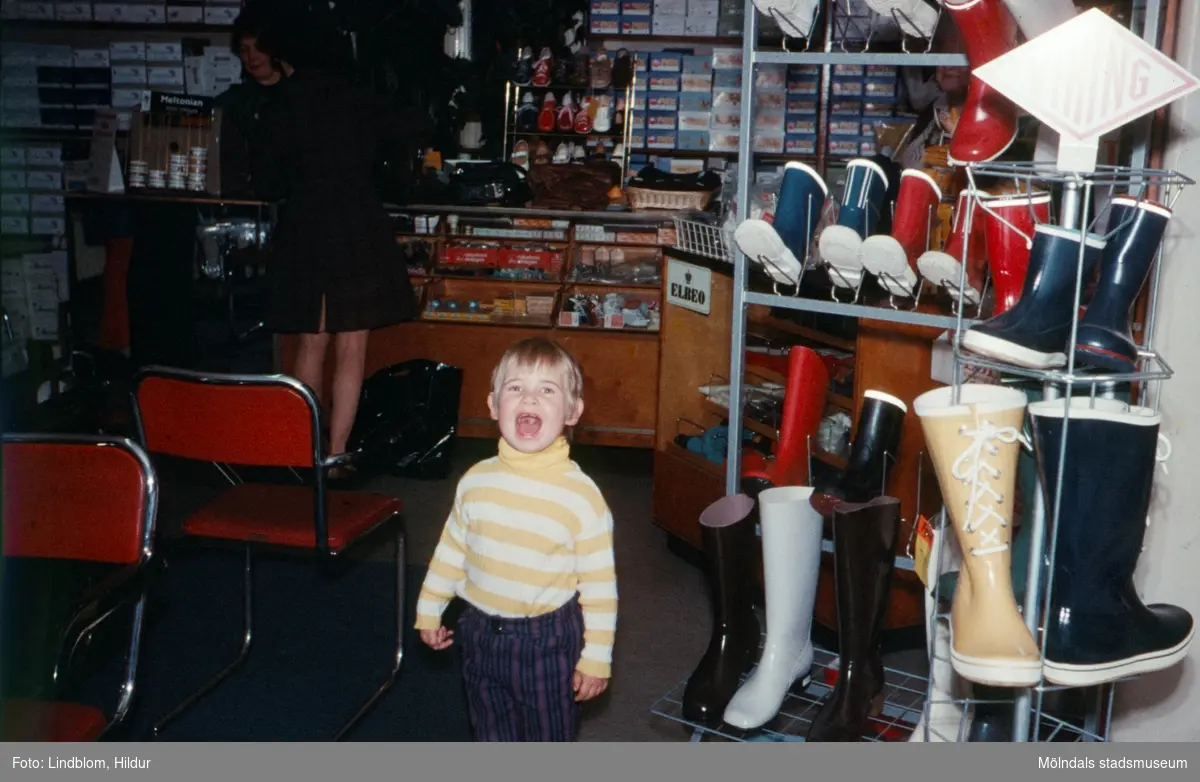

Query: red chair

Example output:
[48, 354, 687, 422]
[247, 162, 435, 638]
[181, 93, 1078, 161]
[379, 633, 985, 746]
[1, 433, 158, 741]
[130, 366, 405, 740]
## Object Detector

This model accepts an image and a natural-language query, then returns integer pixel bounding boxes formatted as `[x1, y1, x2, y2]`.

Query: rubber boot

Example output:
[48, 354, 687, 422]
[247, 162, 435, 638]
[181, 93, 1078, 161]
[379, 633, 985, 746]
[682, 494, 763, 727]
[918, 188, 991, 306]
[963, 224, 1107, 370]
[723, 486, 824, 729]
[944, 0, 1021, 165]
[980, 191, 1053, 315]
[734, 161, 828, 286]
[1074, 197, 1172, 373]
[1028, 397, 1194, 687]
[907, 524, 972, 743]
[752, 0, 822, 38]
[806, 496, 902, 741]
[742, 346, 831, 495]
[819, 158, 890, 291]
[913, 384, 1041, 687]
[812, 390, 906, 516]
[861, 169, 943, 297]
[1001, 0, 1077, 39]
[865, 0, 941, 38]
[967, 685, 1014, 741]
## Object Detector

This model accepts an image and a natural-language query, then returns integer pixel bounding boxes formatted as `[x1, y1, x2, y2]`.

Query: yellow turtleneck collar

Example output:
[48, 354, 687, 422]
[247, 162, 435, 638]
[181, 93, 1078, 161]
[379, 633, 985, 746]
[497, 435, 572, 472]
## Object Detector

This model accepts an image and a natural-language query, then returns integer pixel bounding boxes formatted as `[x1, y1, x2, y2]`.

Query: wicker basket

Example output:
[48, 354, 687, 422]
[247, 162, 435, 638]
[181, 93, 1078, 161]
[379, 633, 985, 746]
[625, 186, 718, 211]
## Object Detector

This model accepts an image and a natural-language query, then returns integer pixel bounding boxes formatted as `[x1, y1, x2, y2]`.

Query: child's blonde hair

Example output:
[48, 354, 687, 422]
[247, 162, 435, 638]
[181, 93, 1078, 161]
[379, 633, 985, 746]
[491, 338, 584, 409]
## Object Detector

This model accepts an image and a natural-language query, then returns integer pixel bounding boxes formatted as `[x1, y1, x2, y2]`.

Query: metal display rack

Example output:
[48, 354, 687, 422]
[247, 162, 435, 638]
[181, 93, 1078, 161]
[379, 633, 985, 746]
[654, 0, 1181, 744]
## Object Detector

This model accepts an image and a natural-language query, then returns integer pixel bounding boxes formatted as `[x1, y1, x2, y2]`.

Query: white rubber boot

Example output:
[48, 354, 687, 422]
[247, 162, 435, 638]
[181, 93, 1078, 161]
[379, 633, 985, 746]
[723, 485, 823, 730]
[908, 524, 972, 742]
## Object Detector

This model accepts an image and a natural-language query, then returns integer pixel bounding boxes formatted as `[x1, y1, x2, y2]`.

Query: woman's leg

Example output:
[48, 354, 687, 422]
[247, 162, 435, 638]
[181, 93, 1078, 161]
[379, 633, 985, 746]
[292, 298, 331, 403]
[329, 329, 370, 455]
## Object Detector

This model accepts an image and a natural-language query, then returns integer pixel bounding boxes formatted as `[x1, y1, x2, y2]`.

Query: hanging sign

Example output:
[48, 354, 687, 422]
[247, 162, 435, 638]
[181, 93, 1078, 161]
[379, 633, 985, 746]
[972, 8, 1200, 172]
[667, 260, 711, 315]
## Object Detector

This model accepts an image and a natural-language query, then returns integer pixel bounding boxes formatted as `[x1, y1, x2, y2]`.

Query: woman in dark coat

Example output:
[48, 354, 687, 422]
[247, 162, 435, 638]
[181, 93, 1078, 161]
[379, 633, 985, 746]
[251, 56, 429, 469]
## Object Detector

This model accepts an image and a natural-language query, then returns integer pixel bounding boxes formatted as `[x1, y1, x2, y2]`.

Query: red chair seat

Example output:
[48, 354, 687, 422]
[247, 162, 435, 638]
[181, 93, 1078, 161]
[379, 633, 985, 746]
[182, 484, 403, 552]
[2, 699, 108, 741]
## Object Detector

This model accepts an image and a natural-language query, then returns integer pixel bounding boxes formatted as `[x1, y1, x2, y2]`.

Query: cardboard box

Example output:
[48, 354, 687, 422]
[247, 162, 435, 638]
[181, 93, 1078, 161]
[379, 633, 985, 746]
[109, 41, 146, 62]
[621, 0, 651, 15]
[650, 52, 683, 72]
[647, 110, 677, 130]
[590, 14, 620, 35]
[55, 2, 91, 21]
[167, 4, 202, 23]
[684, 14, 718, 36]
[677, 129, 710, 149]
[648, 74, 680, 91]
[647, 132, 677, 150]
[679, 92, 712, 112]
[621, 19, 650, 36]
[591, 0, 620, 13]
[647, 91, 678, 111]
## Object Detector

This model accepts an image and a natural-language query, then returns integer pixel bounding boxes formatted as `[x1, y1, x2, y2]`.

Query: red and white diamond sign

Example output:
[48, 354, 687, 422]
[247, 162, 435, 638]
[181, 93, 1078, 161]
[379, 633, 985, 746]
[974, 8, 1199, 170]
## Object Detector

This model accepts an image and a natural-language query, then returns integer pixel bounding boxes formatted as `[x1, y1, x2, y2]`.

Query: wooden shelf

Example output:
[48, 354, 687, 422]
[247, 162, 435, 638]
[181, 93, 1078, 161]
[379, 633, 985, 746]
[758, 317, 857, 352]
[597, 35, 742, 45]
[431, 273, 563, 287]
[557, 324, 660, 336]
[700, 397, 779, 443]
[566, 279, 662, 290]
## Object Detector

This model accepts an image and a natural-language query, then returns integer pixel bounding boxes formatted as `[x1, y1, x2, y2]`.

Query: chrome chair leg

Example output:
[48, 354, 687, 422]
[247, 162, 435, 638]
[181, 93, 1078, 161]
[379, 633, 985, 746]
[333, 520, 406, 740]
[152, 546, 254, 738]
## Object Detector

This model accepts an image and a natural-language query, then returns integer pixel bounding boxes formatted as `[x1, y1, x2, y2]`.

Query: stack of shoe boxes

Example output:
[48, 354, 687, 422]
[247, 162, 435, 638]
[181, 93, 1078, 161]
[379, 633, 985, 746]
[752, 63, 786, 154]
[827, 64, 900, 158]
[0, 142, 67, 239]
[645, 51, 680, 152]
[591, 0, 735, 38]
[677, 54, 712, 154]
[785, 64, 820, 156]
[619, 1, 650, 36]
[709, 46, 741, 154]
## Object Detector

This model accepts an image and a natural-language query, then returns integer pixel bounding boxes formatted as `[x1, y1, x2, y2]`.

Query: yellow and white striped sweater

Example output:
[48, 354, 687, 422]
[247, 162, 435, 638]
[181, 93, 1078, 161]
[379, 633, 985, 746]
[414, 436, 618, 678]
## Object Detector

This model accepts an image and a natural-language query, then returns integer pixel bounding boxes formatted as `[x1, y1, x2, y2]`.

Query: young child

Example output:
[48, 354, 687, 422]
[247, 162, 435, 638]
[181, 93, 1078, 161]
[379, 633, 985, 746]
[414, 337, 618, 742]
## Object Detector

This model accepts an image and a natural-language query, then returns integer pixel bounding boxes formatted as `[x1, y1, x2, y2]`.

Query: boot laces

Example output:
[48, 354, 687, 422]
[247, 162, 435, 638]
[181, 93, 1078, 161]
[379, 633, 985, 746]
[952, 422, 1025, 557]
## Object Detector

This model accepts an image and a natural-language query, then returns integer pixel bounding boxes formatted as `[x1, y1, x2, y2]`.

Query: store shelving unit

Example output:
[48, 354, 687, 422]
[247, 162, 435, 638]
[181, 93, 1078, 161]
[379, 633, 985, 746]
[653, 0, 1179, 745]
[501, 79, 635, 176]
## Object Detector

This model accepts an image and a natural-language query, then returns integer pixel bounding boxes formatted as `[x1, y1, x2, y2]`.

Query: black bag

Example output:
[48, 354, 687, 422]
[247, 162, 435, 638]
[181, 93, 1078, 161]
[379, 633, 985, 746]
[346, 359, 463, 479]
[447, 162, 533, 207]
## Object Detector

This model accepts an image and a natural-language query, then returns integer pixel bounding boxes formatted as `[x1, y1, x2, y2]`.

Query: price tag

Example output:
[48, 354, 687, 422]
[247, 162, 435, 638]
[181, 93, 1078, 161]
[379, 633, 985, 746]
[913, 514, 935, 590]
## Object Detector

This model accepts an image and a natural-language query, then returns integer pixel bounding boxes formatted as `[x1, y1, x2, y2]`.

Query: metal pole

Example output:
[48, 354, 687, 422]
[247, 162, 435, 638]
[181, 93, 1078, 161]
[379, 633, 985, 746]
[723, 1, 759, 496]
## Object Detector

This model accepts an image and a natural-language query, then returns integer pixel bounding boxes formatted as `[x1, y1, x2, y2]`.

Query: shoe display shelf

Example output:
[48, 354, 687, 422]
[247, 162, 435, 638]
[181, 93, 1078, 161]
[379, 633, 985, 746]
[912, 160, 1193, 745]
[653, 0, 1183, 746]
[503, 81, 635, 174]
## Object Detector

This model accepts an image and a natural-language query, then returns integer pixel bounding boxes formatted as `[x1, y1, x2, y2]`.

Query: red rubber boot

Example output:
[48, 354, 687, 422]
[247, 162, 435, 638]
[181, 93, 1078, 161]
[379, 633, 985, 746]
[742, 345, 831, 494]
[980, 191, 1052, 315]
[944, 0, 1022, 164]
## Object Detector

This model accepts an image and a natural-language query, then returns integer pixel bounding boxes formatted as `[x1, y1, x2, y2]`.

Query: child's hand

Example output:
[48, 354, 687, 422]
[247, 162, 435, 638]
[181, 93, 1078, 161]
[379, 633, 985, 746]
[573, 671, 608, 702]
[420, 626, 454, 650]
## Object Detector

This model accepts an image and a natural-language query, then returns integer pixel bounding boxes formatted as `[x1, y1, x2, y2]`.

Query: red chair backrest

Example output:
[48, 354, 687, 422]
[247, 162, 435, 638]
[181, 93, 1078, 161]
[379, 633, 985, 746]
[134, 370, 318, 468]
[2, 437, 153, 565]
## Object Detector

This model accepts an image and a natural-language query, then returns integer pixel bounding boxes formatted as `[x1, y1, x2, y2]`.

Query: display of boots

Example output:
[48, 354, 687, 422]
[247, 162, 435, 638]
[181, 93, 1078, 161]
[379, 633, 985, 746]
[1028, 396, 1194, 687]
[812, 389, 906, 515]
[918, 188, 990, 306]
[723, 485, 823, 730]
[1001, 0, 1078, 39]
[980, 191, 1053, 315]
[752, 0, 822, 39]
[907, 524, 971, 742]
[864, 0, 941, 38]
[819, 158, 891, 291]
[733, 161, 827, 286]
[537, 93, 556, 133]
[913, 384, 1042, 687]
[943, 0, 1022, 164]
[1074, 197, 1172, 373]
[861, 168, 943, 297]
[741, 345, 831, 494]
[962, 224, 1107, 369]
[806, 495, 902, 742]
[681, 494, 763, 727]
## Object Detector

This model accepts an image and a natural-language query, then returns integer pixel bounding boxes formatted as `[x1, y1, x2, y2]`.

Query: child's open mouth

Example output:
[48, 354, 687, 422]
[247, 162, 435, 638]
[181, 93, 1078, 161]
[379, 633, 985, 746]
[516, 413, 542, 438]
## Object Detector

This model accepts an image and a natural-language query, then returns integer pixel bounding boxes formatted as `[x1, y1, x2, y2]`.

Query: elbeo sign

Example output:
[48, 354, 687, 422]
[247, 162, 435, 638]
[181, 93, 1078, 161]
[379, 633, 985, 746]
[667, 260, 711, 316]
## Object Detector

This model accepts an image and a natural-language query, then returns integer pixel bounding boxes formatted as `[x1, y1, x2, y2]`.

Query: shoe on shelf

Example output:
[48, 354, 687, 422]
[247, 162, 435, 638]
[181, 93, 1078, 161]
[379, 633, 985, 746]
[557, 92, 576, 132]
[752, 1, 822, 39]
[575, 96, 593, 134]
[533, 140, 551, 165]
[537, 93, 556, 133]
[515, 91, 539, 133]
[592, 95, 613, 133]
[552, 143, 570, 164]
[590, 47, 613, 89]
[612, 48, 633, 89]
[511, 140, 530, 170]
[532, 47, 554, 88]
[512, 46, 534, 86]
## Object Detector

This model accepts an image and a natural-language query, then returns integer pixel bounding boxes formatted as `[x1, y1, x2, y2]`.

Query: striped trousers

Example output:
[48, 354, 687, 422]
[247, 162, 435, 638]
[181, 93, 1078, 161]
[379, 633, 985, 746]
[458, 596, 583, 742]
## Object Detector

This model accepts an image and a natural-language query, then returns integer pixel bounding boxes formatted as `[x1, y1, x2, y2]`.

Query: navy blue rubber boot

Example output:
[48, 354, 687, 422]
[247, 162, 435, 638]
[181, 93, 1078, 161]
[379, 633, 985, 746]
[961, 224, 1106, 369]
[773, 161, 828, 262]
[1028, 397, 1194, 688]
[1074, 197, 1172, 373]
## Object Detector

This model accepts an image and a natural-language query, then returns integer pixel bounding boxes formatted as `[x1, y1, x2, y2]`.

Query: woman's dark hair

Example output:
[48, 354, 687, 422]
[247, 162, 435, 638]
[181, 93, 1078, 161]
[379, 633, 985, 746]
[229, 4, 283, 57]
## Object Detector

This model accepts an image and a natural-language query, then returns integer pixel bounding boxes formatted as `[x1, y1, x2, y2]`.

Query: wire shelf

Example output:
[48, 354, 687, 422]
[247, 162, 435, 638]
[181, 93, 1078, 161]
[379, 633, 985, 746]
[673, 218, 736, 264]
[650, 646, 926, 743]
[952, 346, 1174, 387]
[966, 161, 1196, 190]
